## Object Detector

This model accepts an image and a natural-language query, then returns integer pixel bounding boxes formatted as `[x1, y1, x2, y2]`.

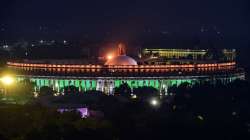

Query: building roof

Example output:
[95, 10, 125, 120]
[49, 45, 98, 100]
[105, 55, 137, 66]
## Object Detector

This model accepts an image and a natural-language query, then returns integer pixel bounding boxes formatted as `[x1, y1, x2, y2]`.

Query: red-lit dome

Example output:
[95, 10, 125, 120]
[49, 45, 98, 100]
[105, 55, 137, 66]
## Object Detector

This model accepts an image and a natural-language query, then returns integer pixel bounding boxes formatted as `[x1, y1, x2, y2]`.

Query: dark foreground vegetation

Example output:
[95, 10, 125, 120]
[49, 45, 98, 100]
[0, 80, 250, 140]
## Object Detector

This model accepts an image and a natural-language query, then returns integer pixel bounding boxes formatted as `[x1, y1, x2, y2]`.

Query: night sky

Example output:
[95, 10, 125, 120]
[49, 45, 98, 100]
[0, 0, 250, 48]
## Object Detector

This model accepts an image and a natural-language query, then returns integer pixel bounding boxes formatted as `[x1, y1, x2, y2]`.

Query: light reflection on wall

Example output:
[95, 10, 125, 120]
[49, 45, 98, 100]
[57, 108, 89, 118]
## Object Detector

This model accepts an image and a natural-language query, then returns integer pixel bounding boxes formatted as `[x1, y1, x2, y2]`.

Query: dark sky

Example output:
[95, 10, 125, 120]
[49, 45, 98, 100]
[0, 0, 250, 47]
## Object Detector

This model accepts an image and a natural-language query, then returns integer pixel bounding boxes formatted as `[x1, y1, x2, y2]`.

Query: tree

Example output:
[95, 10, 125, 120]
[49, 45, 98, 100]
[133, 86, 158, 99]
[8, 79, 35, 104]
[39, 86, 54, 97]
[64, 86, 80, 94]
[114, 83, 131, 97]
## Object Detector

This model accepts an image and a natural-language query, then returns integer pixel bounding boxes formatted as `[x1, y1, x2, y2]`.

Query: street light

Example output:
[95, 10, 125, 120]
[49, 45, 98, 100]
[149, 98, 160, 107]
[131, 94, 137, 99]
[150, 99, 159, 106]
[1, 75, 14, 98]
[1, 76, 14, 86]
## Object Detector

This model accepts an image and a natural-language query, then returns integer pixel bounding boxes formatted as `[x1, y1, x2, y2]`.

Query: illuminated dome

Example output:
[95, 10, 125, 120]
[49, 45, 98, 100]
[105, 55, 137, 66]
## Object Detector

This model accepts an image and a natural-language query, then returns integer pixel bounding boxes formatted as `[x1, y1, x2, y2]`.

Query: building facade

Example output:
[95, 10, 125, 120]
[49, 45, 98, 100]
[5, 45, 245, 95]
[141, 48, 236, 61]
[8, 61, 245, 95]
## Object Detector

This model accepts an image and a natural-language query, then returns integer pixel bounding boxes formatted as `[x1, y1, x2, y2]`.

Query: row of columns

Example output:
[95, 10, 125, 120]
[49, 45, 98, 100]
[33, 79, 96, 93]
[32, 79, 193, 95]
[22, 75, 245, 95]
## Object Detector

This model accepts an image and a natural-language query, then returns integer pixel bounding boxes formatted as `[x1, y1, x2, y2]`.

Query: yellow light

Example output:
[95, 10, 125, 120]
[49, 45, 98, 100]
[1, 76, 14, 85]
[107, 54, 113, 60]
